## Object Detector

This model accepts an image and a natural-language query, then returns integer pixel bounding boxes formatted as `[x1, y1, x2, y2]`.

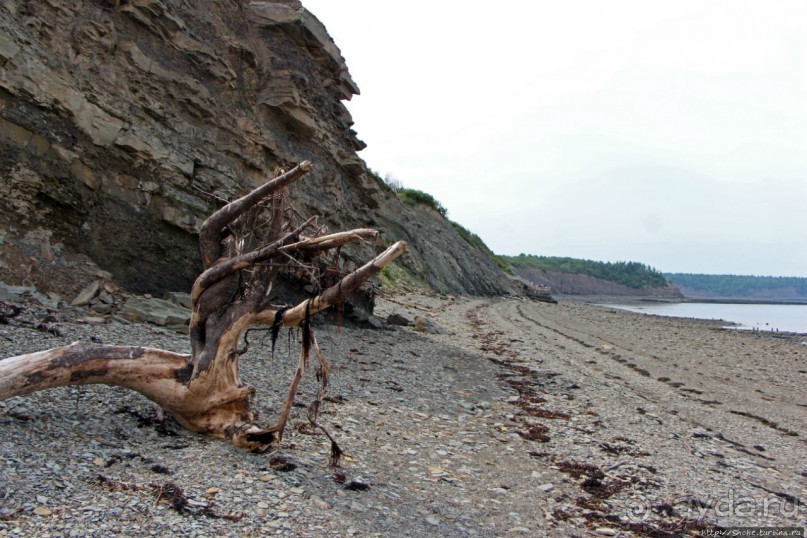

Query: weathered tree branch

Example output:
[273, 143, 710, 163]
[280, 228, 378, 253]
[0, 344, 190, 403]
[190, 216, 318, 304]
[0, 162, 407, 452]
[199, 161, 312, 266]
[267, 240, 407, 328]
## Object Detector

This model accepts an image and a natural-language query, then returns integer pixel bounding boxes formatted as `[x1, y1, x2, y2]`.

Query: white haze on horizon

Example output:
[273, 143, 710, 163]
[303, 0, 807, 277]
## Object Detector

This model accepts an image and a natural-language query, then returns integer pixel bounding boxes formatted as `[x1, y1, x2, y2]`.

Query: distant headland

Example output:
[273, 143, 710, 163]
[503, 254, 807, 303]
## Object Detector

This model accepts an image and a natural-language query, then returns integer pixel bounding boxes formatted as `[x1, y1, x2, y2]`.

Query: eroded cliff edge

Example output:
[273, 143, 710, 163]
[0, 0, 513, 300]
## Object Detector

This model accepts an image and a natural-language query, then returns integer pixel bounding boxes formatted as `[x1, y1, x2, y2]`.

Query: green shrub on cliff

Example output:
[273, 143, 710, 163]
[396, 188, 448, 217]
[370, 170, 445, 215]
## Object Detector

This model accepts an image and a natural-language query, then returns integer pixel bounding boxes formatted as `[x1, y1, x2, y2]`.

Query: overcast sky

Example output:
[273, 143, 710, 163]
[303, 1, 807, 277]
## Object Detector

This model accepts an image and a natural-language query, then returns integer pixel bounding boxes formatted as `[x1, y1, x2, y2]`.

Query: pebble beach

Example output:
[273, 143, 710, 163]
[0, 293, 804, 536]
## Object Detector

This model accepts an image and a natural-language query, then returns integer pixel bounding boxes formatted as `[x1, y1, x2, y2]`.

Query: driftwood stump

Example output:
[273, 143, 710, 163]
[0, 162, 406, 451]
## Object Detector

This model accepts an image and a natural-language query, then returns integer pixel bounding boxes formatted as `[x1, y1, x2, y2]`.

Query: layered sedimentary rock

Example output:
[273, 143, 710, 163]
[0, 0, 512, 298]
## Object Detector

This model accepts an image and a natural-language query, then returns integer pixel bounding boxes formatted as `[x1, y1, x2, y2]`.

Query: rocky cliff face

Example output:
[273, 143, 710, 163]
[375, 200, 512, 296]
[0, 0, 512, 299]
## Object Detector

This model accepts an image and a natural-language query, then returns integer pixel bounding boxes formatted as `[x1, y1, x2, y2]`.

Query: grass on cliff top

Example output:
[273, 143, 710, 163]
[396, 189, 448, 217]
[369, 169, 448, 216]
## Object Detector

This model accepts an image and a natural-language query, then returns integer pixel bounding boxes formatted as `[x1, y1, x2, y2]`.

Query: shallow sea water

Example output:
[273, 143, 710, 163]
[600, 302, 807, 334]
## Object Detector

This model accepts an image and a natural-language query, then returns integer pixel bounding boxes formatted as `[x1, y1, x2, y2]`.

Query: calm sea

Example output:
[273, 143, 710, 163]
[600, 302, 807, 334]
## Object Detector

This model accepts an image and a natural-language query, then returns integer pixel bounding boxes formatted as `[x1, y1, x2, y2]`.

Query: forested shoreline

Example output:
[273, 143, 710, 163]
[504, 255, 669, 289]
[666, 273, 807, 300]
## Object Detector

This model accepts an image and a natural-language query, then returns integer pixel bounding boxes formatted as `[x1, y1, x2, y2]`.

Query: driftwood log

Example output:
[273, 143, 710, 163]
[0, 162, 407, 452]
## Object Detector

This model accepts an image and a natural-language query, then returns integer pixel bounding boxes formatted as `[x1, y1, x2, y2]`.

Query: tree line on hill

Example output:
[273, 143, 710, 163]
[504, 255, 669, 289]
[664, 273, 807, 298]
